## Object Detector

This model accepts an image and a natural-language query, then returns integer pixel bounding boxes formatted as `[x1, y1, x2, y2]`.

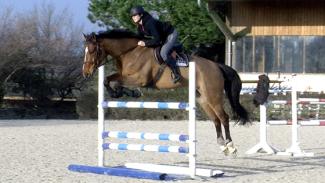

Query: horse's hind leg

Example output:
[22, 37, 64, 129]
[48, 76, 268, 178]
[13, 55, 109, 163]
[197, 99, 229, 155]
[211, 104, 237, 155]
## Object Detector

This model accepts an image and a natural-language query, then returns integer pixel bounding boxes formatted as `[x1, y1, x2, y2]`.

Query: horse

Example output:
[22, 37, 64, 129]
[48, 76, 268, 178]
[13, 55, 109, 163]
[82, 29, 249, 155]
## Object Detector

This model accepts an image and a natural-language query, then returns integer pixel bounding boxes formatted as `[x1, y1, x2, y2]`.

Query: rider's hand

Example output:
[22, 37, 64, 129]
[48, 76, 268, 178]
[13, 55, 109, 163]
[137, 41, 145, 47]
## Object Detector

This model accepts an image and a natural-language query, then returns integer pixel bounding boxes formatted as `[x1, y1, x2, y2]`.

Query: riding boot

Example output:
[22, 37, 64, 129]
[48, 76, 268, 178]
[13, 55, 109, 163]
[166, 58, 181, 83]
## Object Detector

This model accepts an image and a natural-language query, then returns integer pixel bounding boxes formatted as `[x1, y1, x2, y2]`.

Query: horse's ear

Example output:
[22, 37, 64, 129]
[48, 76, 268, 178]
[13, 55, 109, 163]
[83, 33, 87, 40]
[90, 33, 97, 42]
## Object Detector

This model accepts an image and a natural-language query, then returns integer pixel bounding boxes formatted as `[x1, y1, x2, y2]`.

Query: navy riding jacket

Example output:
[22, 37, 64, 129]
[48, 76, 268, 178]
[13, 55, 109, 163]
[137, 12, 174, 47]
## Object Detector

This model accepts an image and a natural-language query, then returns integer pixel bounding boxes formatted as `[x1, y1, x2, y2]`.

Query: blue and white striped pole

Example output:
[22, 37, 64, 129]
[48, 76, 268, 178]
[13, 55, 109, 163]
[102, 101, 188, 110]
[102, 131, 189, 142]
[102, 143, 189, 153]
[68, 164, 180, 181]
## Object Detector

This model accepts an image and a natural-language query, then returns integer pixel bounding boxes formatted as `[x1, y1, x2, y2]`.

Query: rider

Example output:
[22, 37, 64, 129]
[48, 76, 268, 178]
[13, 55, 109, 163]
[130, 6, 181, 83]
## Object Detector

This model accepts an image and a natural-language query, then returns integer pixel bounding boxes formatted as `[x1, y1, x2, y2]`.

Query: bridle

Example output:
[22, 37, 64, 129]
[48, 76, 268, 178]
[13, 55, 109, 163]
[83, 40, 105, 69]
[83, 36, 139, 70]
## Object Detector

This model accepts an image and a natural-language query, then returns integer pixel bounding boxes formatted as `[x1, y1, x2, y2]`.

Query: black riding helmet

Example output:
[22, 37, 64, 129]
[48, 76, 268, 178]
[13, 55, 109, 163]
[130, 6, 145, 17]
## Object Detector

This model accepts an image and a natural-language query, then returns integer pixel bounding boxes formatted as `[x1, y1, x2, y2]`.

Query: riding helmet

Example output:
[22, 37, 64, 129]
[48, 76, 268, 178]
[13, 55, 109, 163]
[130, 6, 145, 16]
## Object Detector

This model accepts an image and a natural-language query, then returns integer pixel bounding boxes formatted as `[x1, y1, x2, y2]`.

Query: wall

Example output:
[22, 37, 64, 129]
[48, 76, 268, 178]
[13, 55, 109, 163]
[230, 1, 325, 36]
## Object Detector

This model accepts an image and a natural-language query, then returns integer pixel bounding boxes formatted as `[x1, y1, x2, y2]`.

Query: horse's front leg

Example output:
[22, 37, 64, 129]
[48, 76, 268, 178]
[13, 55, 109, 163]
[120, 87, 142, 98]
[104, 73, 124, 98]
[104, 73, 142, 98]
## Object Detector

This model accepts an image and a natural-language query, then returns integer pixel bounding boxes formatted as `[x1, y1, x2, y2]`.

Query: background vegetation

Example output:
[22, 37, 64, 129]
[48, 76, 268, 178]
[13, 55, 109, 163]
[0, 3, 85, 118]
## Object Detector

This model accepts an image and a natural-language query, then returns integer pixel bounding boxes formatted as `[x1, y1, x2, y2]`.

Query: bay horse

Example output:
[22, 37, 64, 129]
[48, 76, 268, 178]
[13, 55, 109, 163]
[82, 29, 249, 155]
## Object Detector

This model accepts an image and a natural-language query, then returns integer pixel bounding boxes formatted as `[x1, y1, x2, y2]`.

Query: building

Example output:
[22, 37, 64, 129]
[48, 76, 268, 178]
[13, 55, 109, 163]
[208, 0, 325, 91]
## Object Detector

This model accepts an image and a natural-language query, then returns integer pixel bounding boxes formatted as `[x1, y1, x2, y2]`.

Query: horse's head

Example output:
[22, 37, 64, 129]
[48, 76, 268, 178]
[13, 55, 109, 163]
[83, 30, 142, 78]
[82, 33, 107, 78]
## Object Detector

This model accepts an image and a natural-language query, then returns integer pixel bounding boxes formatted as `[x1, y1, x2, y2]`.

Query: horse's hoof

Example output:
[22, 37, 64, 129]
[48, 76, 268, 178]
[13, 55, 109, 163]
[226, 142, 238, 156]
[228, 146, 237, 155]
[110, 92, 123, 98]
[131, 90, 142, 98]
[220, 145, 229, 156]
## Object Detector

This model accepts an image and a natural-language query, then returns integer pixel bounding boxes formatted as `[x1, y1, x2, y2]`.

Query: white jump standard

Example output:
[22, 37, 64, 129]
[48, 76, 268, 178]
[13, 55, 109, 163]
[246, 77, 323, 157]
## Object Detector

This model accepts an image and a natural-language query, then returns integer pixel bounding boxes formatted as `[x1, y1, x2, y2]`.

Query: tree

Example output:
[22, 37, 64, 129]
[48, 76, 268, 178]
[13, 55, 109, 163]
[88, 0, 224, 49]
[0, 5, 21, 104]
[10, 68, 52, 101]
[0, 3, 86, 101]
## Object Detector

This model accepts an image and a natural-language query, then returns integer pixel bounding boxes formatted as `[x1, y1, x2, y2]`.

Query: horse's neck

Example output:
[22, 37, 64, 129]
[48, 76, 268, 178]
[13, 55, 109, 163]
[102, 38, 138, 58]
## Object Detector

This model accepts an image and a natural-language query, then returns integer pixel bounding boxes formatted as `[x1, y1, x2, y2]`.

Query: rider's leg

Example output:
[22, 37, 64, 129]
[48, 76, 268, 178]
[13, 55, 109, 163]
[166, 56, 181, 83]
[161, 30, 181, 83]
[160, 30, 181, 83]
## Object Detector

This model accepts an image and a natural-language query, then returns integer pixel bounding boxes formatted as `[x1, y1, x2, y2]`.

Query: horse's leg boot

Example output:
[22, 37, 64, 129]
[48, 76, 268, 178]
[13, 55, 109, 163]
[226, 141, 238, 156]
[220, 145, 229, 156]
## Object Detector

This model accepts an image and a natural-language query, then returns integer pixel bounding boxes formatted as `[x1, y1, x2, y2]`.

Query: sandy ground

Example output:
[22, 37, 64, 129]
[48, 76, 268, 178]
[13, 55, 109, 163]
[0, 119, 325, 183]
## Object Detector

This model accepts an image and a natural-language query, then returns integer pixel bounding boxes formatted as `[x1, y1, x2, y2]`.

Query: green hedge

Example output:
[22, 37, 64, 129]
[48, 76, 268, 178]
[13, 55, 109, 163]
[76, 87, 325, 121]
[76, 87, 258, 121]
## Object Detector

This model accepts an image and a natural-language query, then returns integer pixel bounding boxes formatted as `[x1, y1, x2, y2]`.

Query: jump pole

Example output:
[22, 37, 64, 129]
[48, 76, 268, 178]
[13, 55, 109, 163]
[68, 164, 181, 181]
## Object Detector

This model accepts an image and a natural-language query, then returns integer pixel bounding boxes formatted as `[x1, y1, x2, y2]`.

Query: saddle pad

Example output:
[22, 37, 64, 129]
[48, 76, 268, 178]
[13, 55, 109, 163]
[176, 54, 189, 67]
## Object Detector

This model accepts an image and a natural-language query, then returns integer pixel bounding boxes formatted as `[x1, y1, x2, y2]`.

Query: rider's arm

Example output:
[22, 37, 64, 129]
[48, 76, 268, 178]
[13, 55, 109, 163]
[143, 20, 161, 47]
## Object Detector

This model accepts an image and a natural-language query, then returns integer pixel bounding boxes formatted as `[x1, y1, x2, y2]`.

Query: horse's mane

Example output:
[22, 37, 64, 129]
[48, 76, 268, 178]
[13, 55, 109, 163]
[95, 29, 141, 39]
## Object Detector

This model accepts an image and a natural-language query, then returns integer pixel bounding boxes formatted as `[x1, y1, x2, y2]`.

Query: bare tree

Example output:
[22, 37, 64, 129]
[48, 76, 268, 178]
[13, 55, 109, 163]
[0, 2, 86, 101]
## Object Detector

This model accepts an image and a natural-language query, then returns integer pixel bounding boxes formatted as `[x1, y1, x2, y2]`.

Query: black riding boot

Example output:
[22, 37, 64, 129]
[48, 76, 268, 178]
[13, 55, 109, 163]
[166, 58, 181, 83]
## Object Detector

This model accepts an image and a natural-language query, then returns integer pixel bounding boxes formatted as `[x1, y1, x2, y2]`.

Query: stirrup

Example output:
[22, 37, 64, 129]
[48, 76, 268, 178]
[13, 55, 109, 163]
[173, 75, 181, 83]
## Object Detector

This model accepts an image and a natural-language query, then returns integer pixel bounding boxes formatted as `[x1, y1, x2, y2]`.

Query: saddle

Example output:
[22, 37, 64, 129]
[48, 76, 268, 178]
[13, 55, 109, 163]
[147, 44, 189, 87]
[153, 44, 189, 67]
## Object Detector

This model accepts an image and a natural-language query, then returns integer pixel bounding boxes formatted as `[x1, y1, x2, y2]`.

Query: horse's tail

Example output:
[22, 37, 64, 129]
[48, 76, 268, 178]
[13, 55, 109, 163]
[218, 64, 250, 125]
